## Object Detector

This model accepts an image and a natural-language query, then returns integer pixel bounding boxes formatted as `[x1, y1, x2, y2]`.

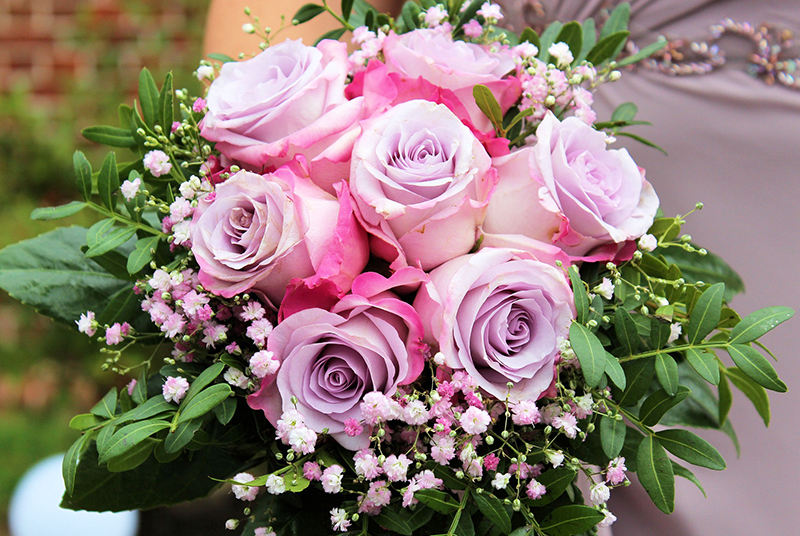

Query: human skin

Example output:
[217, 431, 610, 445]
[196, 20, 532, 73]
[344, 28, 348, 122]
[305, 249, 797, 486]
[203, 0, 404, 57]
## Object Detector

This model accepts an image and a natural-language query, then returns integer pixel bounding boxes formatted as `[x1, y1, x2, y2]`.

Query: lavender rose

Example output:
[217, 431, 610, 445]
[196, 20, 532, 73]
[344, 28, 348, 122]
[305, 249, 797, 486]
[350, 99, 497, 270]
[381, 29, 520, 131]
[414, 248, 574, 402]
[483, 112, 659, 259]
[190, 168, 368, 307]
[248, 268, 427, 450]
[200, 39, 362, 182]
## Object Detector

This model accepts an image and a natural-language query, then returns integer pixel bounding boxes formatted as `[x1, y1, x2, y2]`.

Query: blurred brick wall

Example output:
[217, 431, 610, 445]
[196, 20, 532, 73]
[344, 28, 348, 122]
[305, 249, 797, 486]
[0, 0, 209, 109]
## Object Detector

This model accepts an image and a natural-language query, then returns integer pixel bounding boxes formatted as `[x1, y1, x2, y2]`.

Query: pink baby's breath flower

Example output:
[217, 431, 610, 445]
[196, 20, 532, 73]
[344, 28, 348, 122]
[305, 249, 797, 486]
[483, 453, 500, 471]
[250, 350, 279, 379]
[238, 300, 266, 321]
[126, 379, 137, 396]
[573, 394, 594, 420]
[330, 508, 351, 532]
[460, 406, 491, 435]
[265, 474, 285, 494]
[246, 318, 273, 347]
[354, 449, 383, 479]
[599, 509, 617, 528]
[170, 198, 193, 222]
[225, 342, 241, 355]
[196, 304, 214, 322]
[424, 6, 448, 27]
[105, 322, 128, 345]
[402, 400, 429, 425]
[477, 2, 503, 20]
[224, 367, 250, 389]
[639, 233, 658, 252]
[352, 26, 376, 44]
[231, 472, 259, 501]
[76, 311, 97, 337]
[382, 454, 411, 482]
[143, 150, 172, 178]
[202, 322, 228, 348]
[288, 425, 317, 454]
[322, 465, 344, 494]
[606, 457, 627, 485]
[511, 399, 541, 425]
[120, 178, 141, 201]
[360, 392, 393, 425]
[553, 412, 579, 439]
[162, 375, 190, 403]
[303, 461, 322, 481]
[364, 480, 391, 509]
[171, 121, 181, 133]
[192, 97, 206, 113]
[161, 313, 186, 338]
[526, 479, 546, 500]
[343, 418, 364, 437]
[463, 19, 483, 38]
[548, 42, 573, 68]
[430, 435, 456, 465]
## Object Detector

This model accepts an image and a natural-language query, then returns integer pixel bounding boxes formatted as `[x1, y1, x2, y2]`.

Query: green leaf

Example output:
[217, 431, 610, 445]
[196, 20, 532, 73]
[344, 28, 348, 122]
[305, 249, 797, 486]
[456, 0, 483, 31]
[655, 429, 726, 470]
[604, 351, 626, 390]
[726, 344, 787, 392]
[527, 468, 577, 506]
[586, 30, 629, 65]
[138, 68, 159, 127]
[473, 492, 512, 535]
[685, 348, 720, 385]
[555, 21, 583, 62]
[725, 367, 770, 426]
[639, 386, 691, 426]
[206, 52, 236, 63]
[636, 435, 675, 514]
[718, 372, 733, 424]
[616, 37, 668, 67]
[91, 388, 118, 419]
[341, 0, 354, 21]
[127, 236, 160, 274]
[473, 85, 504, 133]
[456, 509, 475, 536]
[31, 201, 87, 221]
[655, 353, 679, 396]
[615, 358, 655, 407]
[729, 306, 794, 344]
[611, 102, 637, 122]
[600, 415, 626, 458]
[614, 308, 639, 356]
[73, 151, 93, 201]
[164, 418, 204, 453]
[292, 3, 325, 24]
[63, 433, 92, 497]
[400, 1, 420, 31]
[96, 421, 117, 456]
[315, 28, 346, 45]
[569, 323, 606, 388]
[98, 285, 143, 326]
[214, 396, 238, 425]
[432, 464, 466, 490]
[97, 151, 120, 210]
[374, 506, 414, 536]
[687, 282, 725, 344]
[537, 21, 563, 63]
[99, 419, 171, 463]
[82, 125, 136, 147]
[177, 383, 232, 424]
[84, 226, 136, 258]
[616, 131, 668, 154]
[118, 396, 175, 424]
[648, 217, 681, 242]
[62, 443, 250, 512]
[107, 438, 155, 472]
[577, 18, 596, 63]
[660, 248, 744, 301]
[671, 461, 706, 498]
[599, 2, 630, 39]
[569, 266, 589, 324]
[69, 413, 102, 431]
[159, 72, 174, 129]
[539, 505, 605, 536]
[650, 317, 671, 350]
[415, 489, 460, 514]
[519, 28, 540, 49]
[182, 362, 226, 406]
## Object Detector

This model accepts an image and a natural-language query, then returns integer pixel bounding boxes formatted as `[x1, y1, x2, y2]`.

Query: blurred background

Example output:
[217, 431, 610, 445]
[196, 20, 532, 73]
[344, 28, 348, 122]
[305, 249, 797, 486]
[1, 1, 798, 535]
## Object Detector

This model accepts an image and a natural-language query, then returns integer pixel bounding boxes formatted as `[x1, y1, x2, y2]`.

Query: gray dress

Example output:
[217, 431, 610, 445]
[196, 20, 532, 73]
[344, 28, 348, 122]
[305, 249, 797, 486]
[500, 1, 800, 535]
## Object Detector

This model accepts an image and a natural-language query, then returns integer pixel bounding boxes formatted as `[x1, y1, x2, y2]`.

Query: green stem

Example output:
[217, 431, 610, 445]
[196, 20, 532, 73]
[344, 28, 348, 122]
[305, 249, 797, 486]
[323, 0, 355, 31]
[446, 488, 470, 536]
[617, 342, 726, 363]
[89, 202, 167, 238]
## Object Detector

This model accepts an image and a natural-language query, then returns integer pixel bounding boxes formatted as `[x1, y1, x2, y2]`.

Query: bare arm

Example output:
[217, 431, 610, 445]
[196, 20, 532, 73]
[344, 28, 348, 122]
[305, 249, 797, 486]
[203, 0, 404, 57]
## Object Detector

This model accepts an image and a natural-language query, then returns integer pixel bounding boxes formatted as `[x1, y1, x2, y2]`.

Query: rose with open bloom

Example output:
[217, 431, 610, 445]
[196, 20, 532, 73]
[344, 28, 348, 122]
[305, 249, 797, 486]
[414, 247, 574, 401]
[350, 99, 497, 271]
[381, 29, 519, 131]
[248, 268, 427, 450]
[190, 167, 368, 308]
[483, 112, 659, 260]
[200, 39, 362, 187]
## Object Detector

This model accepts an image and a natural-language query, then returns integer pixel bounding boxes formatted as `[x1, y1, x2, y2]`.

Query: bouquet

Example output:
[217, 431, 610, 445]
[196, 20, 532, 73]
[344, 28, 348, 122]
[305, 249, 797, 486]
[0, 1, 792, 534]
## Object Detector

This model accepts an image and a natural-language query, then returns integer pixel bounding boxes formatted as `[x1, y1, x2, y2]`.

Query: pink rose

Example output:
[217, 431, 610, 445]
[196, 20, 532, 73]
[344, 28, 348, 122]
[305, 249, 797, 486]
[381, 29, 520, 131]
[190, 167, 368, 307]
[483, 112, 659, 259]
[350, 100, 497, 270]
[248, 268, 428, 450]
[414, 248, 574, 402]
[200, 39, 362, 187]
